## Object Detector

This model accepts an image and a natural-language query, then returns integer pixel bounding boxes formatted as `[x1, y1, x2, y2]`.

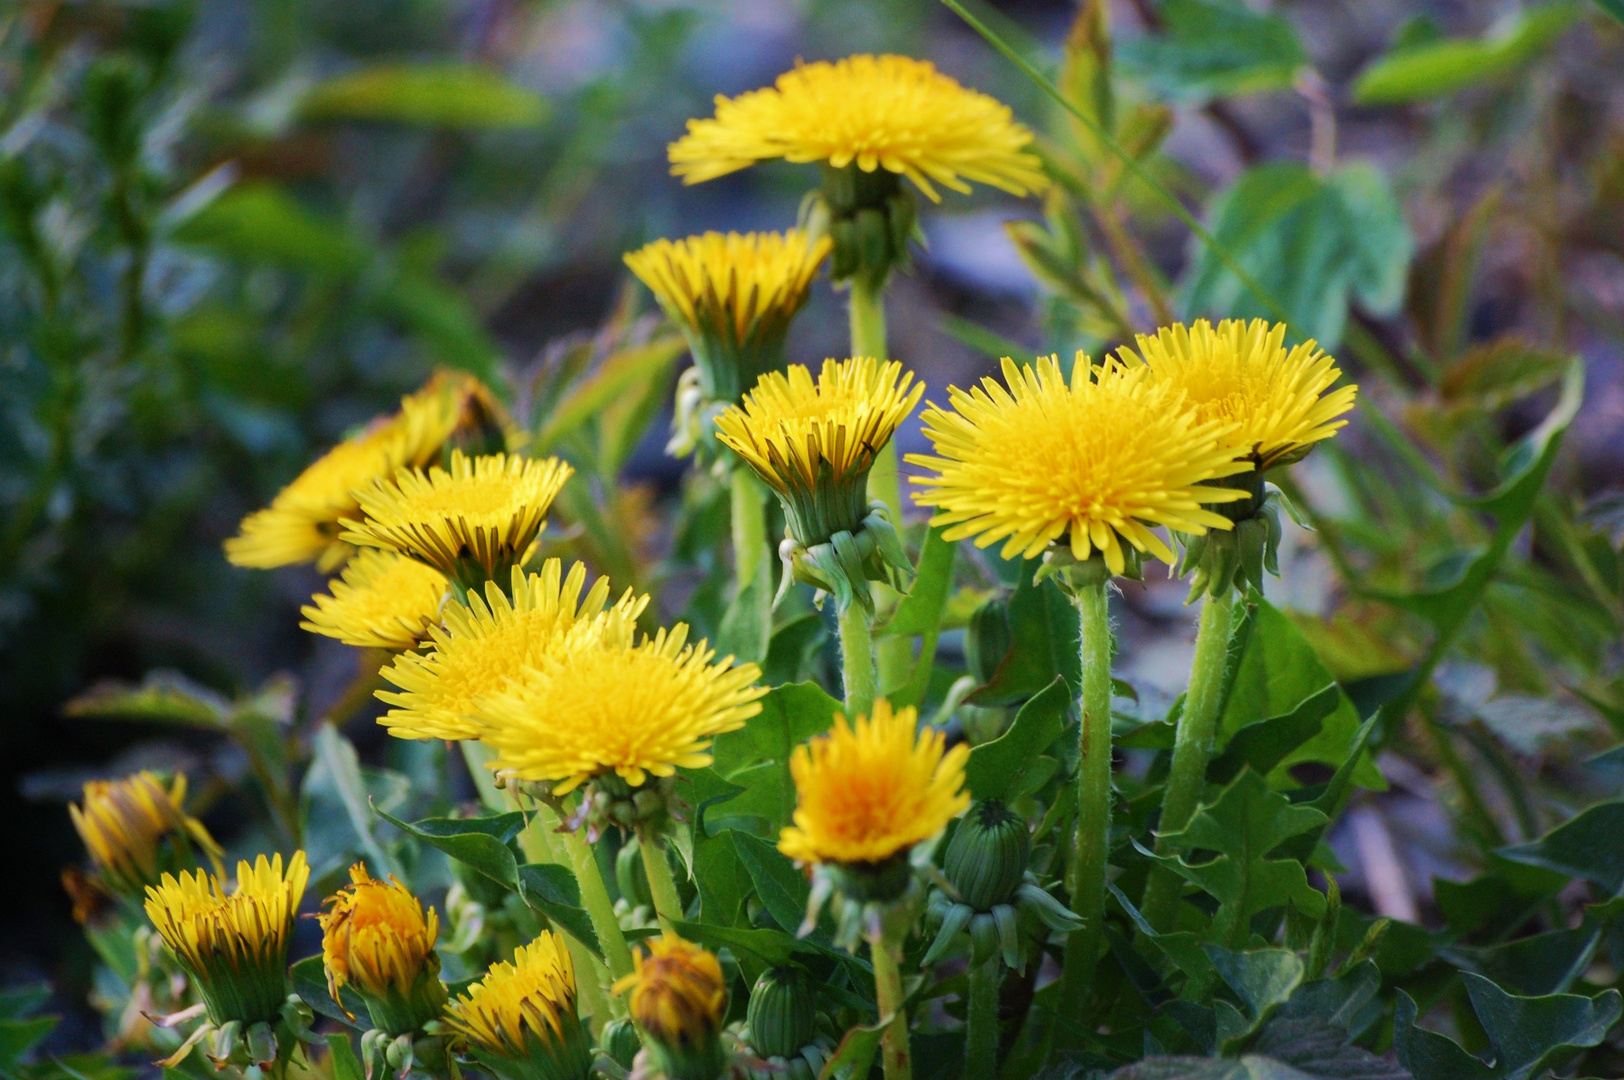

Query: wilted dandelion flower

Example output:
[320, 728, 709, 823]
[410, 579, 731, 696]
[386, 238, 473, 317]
[1119, 319, 1358, 469]
[299, 549, 449, 651]
[224, 384, 462, 571]
[908, 356, 1253, 576]
[625, 231, 831, 404]
[669, 54, 1045, 202]
[378, 560, 647, 743]
[779, 700, 969, 868]
[318, 863, 446, 1036]
[71, 772, 221, 898]
[341, 451, 572, 590]
[443, 932, 591, 1080]
[475, 624, 765, 796]
[144, 852, 310, 1027]
[612, 935, 727, 1080]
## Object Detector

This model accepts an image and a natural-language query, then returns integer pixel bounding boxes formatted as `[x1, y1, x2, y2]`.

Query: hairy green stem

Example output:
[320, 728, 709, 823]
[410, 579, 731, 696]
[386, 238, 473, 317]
[1061, 582, 1112, 1019]
[1140, 589, 1235, 931]
[966, 958, 1001, 1080]
[730, 467, 768, 592]
[558, 824, 636, 983]
[838, 603, 878, 720]
[870, 929, 913, 1080]
[637, 828, 685, 934]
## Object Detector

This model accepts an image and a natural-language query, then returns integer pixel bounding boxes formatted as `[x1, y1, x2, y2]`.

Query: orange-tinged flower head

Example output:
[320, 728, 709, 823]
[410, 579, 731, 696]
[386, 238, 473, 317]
[70, 771, 221, 897]
[612, 936, 727, 1065]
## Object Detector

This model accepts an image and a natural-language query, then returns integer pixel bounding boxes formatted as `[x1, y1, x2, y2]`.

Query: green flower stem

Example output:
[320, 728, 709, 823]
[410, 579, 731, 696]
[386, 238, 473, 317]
[966, 958, 1001, 1080]
[1061, 581, 1112, 1018]
[1140, 588, 1235, 932]
[558, 824, 636, 984]
[637, 828, 685, 935]
[460, 741, 507, 813]
[731, 465, 768, 593]
[838, 602, 878, 720]
[870, 927, 913, 1080]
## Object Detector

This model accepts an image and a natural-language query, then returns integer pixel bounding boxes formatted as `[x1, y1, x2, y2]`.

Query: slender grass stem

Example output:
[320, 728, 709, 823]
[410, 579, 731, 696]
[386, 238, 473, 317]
[1061, 582, 1112, 1021]
[870, 928, 913, 1080]
[637, 828, 685, 934]
[1140, 589, 1235, 931]
[837, 602, 877, 720]
[966, 957, 1001, 1080]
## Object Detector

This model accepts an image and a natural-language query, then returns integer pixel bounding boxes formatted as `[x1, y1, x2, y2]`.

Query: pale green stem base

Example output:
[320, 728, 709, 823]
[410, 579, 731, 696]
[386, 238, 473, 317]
[1061, 583, 1113, 1019]
[637, 828, 685, 935]
[966, 958, 1001, 1080]
[730, 467, 768, 592]
[558, 823, 636, 984]
[838, 603, 877, 720]
[1141, 590, 1235, 932]
[871, 930, 913, 1080]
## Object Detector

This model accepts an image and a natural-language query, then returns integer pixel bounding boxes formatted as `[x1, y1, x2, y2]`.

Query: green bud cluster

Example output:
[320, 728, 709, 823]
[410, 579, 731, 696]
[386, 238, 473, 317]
[577, 774, 682, 841]
[806, 164, 918, 291]
[1177, 476, 1307, 601]
[776, 503, 913, 615]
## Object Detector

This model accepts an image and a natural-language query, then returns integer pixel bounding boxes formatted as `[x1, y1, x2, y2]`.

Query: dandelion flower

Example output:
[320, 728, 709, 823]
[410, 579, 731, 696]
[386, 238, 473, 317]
[70, 772, 221, 897]
[716, 358, 923, 545]
[475, 624, 765, 795]
[341, 451, 572, 588]
[779, 699, 969, 867]
[1118, 318, 1358, 468]
[144, 852, 310, 1026]
[318, 864, 445, 1035]
[612, 936, 727, 1080]
[444, 932, 591, 1080]
[378, 560, 647, 743]
[908, 356, 1253, 576]
[669, 54, 1046, 202]
[300, 549, 449, 651]
[625, 231, 831, 403]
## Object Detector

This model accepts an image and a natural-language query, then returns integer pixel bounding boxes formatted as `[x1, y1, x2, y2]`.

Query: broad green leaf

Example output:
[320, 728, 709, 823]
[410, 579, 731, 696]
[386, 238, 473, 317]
[299, 63, 547, 127]
[1116, 0, 1306, 103]
[971, 560, 1081, 706]
[1498, 799, 1624, 892]
[879, 526, 957, 706]
[707, 682, 840, 832]
[762, 614, 828, 687]
[1395, 975, 1621, 1080]
[1183, 162, 1411, 350]
[820, 1016, 890, 1080]
[173, 183, 368, 274]
[64, 670, 229, 728]
[0, 1017, 56, 1068]
[515, 864, 600, 952]
[717, 541, 773, 665]
[691, 831, 755, 926]
[325, 1034, 365, 1080]
[1352, 3, 1582, 104]
[292, 955, 365, 1029]
[1205, 946, 1303, 1033]
[731, 831, 814, 937]
[310, 723, 402, 879]
[964, 677, 1070, 801]
[1208, 684, 1339, 785]
[1250, 1014, 1407, 1079]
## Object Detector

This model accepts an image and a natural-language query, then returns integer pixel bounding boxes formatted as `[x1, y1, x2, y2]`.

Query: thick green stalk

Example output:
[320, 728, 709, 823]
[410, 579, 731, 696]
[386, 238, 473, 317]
[966, 958, 1001, 1080]
[558, 825, 636, 982]
[837, 603, 877, 720]
[1140, 589, 1235, 931]
[731, 467, 768, 591]
[1060, 583, 1113, 1018]
[637, 828, 685, 934]
[870, 930, 913, 1080]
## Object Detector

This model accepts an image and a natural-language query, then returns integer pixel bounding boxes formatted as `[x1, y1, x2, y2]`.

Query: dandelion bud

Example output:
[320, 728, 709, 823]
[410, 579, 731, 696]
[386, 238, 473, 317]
[598, 1017, 642, 1070]
[70, 772, 221, 899]
[444, 932, 592, 1080]
[613, 936, 727, 1080]
[943, 801, 1030, 912]
[318, 864, 447, 1036]
[744, 967, 817, 1060]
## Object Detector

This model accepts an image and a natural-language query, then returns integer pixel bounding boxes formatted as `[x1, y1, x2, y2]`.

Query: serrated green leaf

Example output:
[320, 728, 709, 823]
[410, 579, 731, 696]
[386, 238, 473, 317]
[1208, 684, 1339, 786]
[299, 63, 547, 127]
[971, 560, 1081, 706]
[325, 1034, 364, 1080]
[707, 682, 839, 832]
[1498, 799, 1624, 892]
[731, 830, 813, 937]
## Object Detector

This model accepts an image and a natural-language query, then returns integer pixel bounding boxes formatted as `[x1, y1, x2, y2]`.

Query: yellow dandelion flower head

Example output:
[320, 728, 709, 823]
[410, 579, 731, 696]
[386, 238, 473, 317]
[318, 863, 440, 1002]
[475, 624, 766, 795]
[1118, 319, 1358, 468]
[144, 851, 310, 1025]
[224, 386, 460, 571]
[341, 451, 572, 584]
[70, 771, 221, 896]
[611, 935, 727, 1047]
[715, 357, 923, 542]
[444, 932, 578, 1060]
[378, 559, 649, 743]
[907, 356, 1255, 575]
[300, 549, 449, 651]
[669, 54, 1047, 203]
[778, 699, 970, 866]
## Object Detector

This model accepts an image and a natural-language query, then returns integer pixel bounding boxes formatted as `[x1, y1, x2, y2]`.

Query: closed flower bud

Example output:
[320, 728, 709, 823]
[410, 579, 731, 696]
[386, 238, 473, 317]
[944, 801, 1030, 912]
[599, 1017, 642, 1070]
[70, 772, 221, 899]
[317, 864, 447, 1036]
[612, 935, 727, 1080]
[744, 967, 817, 1060]
[444, 932, 591, 1080]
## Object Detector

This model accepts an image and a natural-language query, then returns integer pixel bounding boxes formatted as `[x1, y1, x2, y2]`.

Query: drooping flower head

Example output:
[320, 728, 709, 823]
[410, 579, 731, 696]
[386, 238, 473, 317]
[670, 54, 1045, 202]
[716, 358, 922, 547]
[70, 772, 222, 898]
[341, 451, 572, 591]
[612, 936, 727, 1080]
[224, 381, 464, 571]
[779, 700, 969, 869]
[318, 864, 446, 1036]
[1117, 319, 1358, 470]
[144, 852, 310, 1026]
[377, 560, 648, 743]
[475, 624, 765, 796]
[908, 356, 1254, 576]
[300, 549, 449, 650]
[625, 231, 832, 407]
[443, 932, 591, 1080]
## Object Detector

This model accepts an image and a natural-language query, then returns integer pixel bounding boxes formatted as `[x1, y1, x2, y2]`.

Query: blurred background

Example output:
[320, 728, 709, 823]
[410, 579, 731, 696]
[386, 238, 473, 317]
[6, 0, 1624, 1049]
